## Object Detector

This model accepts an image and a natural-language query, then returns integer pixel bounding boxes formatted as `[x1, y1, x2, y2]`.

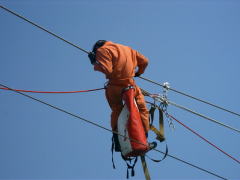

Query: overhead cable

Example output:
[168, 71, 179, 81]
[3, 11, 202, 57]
[0, 5, 89, 54]
[0, 87, 105, 93]
[142, 89, 240, 134]
[168, 100, 240, 133]
[1, 5, 239, 118]
[139, 76, 240, 118]
[1, 85, 239, 133]
[146, 100, 240, 165]
[145, 100, 240, 164]
[166, 113, 240, 164]
[0, 82, 227, 180]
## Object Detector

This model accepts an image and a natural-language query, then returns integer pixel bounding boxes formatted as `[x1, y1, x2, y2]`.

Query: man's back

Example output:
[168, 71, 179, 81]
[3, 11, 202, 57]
[94, 41, 148, 81]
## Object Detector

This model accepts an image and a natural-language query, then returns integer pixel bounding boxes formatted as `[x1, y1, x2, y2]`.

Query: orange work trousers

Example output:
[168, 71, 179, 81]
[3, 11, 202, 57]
[105, 84, 149, 133]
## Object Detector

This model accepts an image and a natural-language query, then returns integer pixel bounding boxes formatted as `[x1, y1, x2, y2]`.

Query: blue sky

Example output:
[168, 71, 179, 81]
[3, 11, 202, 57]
[0, 0, 240, 179]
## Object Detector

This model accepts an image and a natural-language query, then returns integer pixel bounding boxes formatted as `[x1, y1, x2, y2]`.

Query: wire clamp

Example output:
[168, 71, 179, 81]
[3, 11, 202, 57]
[163, 82, 170, 98]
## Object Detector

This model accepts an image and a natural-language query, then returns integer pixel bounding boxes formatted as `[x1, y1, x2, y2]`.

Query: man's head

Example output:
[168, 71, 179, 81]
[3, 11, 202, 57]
[92, 40, 107, 53]
[88, 40, 107, 65]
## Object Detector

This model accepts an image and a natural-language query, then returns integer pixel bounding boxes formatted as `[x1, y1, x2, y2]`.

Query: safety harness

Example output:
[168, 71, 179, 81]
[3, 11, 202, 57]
[111, 86, 168, 179]
[146, 103, 168, 163]
[111, 133, 139, 179]
[149, 105, 165, 142]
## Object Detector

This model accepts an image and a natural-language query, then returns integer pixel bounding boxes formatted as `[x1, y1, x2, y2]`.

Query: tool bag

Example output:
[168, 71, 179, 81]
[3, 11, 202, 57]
[117, 86, 149, 157]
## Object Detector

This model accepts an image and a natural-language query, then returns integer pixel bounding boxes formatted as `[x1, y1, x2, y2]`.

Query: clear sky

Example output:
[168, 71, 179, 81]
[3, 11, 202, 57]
[0, 0, 240, 180]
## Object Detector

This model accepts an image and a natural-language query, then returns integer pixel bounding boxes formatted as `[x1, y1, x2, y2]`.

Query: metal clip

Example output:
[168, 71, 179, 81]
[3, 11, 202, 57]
[163, 82, 170, 99]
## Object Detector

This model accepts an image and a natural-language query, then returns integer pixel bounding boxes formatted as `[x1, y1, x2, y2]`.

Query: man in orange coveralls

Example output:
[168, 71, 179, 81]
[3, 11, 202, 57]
[89, 40, 153, 151]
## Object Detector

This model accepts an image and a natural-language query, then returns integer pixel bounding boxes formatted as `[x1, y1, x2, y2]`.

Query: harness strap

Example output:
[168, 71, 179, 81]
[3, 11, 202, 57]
[149, 105, 165, 142]
[147, 104, 168, 163]
[111, 136, 116, 169]
[146, 144, 168, 163]
[122, 155, 138, 179]
[140, 156, 151, 180]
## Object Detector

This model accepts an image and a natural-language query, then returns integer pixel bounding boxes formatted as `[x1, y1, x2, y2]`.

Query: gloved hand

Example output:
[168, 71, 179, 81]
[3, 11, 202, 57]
[88, 52, 96, 65]
[134, 72, 141, 77]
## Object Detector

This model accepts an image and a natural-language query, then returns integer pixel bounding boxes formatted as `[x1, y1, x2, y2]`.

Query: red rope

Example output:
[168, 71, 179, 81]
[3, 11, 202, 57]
[167, 113, 240, 164]
[0, 87, 105, 93]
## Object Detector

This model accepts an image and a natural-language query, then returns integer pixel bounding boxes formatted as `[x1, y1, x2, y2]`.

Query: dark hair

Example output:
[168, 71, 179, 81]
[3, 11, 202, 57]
[92, 40, 107, 53]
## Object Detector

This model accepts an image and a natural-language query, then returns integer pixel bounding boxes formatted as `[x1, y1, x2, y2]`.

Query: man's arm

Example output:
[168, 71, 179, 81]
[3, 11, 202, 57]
[135, 51, 149, 77]
[94, 48, 113, 75]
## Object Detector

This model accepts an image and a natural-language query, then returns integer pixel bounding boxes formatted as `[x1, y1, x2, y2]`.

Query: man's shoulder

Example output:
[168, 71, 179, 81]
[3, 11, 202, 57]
[98, 41, 134, 55]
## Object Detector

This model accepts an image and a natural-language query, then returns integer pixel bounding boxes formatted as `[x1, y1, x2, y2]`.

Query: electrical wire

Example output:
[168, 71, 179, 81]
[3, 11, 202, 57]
[0, 5, 237, 178]
[0, 82, 227, 180]
[1, 85, 239, 133]
[145, 100, 240, 165]
[0, 87, 105, 93]
[0, 5, 89, 54]
[1, 5, 239, 119]
[168, 100, 240, 133]
[142, 89, 240, 134]
[2, 84, 239, 134]
[166, 113, 240, 164]
[139, 76, 240, 118]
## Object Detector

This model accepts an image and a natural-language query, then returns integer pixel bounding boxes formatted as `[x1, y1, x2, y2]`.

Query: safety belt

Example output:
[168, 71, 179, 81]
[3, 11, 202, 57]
[141, 156, 151, 180]
[149, 105, 165, 142]
[148, 104, 168, 162]
[139, 104, 168, 180]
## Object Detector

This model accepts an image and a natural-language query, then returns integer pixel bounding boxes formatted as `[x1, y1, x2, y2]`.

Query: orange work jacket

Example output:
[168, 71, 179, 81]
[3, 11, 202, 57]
[94, 41, 148, 85]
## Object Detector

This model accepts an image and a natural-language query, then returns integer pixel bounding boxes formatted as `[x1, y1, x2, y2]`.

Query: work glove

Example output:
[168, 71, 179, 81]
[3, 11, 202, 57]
[134, 72, 141, 77]
[88, 52, 96, 65]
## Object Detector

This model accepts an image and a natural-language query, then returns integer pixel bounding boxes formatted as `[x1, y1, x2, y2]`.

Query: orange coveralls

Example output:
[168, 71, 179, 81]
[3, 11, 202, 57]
[94, 41, 149, 133]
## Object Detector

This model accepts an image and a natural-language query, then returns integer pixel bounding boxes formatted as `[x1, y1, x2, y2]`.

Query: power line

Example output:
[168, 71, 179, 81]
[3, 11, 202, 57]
[145, 100, 240, 165]
[139, 76, 240, 118]
[0, 5, 89, 54]
[0, 4, 236, 179]
[142, 89, 240, 134]
[169, 100, 240, 133]
[0, 82, 227, 180]
[1, 5, 239, 119]
[1, 85, 239, 134]
[1, 85, 239, 133]
[0, 87, 105, 93]
[167, 113, 240, 164]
